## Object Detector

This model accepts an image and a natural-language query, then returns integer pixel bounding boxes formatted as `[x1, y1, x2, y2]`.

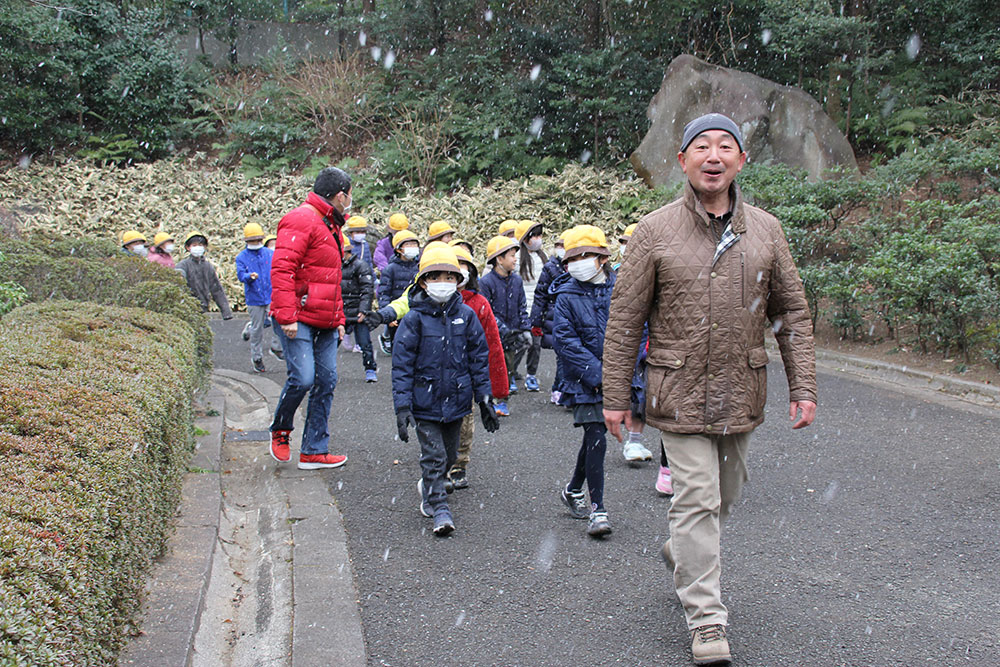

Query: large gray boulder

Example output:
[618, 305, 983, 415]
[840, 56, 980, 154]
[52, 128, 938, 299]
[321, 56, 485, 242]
[631, 54, 858, 187]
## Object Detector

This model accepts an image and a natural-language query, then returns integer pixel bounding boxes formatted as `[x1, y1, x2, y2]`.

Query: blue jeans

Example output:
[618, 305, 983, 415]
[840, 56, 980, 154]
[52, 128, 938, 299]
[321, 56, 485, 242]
[270, 318, 339, 455]
[350, 321, 377, 371]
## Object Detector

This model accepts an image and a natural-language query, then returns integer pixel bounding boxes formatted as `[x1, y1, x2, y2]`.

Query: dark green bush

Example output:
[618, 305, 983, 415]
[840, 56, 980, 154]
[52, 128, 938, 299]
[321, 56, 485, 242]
[0, 299, 203, 665]
[0, 234, 211, 379]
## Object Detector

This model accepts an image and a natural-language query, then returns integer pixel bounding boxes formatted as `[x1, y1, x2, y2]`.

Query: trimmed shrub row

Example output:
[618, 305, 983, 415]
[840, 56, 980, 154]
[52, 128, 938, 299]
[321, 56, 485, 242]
[0, 300, 204, 665]
[0, 234, 212, 377]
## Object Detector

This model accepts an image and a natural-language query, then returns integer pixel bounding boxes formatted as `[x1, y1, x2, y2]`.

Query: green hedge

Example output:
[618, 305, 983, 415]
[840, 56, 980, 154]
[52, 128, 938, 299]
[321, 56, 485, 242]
[0, 300, 203, 665]
[0, 234, 212, 379]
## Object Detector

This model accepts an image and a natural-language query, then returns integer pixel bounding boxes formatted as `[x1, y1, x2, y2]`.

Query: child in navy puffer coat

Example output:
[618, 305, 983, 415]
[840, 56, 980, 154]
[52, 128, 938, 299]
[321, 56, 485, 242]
[479, 235, 529, 415]
[377, 230, 420, 353]
[552, 225, 616, 538]
[530, 234, 568, 403]
[392, 244, 498, 537]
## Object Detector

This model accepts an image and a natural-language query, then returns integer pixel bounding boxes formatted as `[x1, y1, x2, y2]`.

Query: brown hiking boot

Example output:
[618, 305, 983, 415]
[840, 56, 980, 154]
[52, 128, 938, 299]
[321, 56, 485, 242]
[691, 624, 731, 665]
[660, 539, 674, 571]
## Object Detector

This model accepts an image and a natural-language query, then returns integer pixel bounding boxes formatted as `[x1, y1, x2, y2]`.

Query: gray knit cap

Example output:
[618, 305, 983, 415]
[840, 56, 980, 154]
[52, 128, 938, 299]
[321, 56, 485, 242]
[680, 113, 744, 152]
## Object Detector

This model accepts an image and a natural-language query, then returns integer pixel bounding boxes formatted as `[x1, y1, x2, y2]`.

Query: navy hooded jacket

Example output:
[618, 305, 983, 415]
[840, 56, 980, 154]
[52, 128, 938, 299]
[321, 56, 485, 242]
[479, 269, 529, 338]
[391, 289, 492, 422]
[378, 254, 420, 308]
[551, 270, 616, 405]
[529, 255, 565, 348]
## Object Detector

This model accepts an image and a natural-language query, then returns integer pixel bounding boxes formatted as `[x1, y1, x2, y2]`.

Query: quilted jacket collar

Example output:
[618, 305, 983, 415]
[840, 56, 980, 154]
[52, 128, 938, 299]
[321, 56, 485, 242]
[682, 181, 747, 235]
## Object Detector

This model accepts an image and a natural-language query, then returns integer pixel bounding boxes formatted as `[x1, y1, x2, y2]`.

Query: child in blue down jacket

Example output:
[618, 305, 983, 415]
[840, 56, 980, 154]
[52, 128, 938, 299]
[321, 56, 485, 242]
[377, 230, 421, 353]
[530, 231, 568, 404]
[236, 223, 282, 372]
[392, 243, 499, 537]
[478, 235, 529, 416]
[552, 225, 616, 538]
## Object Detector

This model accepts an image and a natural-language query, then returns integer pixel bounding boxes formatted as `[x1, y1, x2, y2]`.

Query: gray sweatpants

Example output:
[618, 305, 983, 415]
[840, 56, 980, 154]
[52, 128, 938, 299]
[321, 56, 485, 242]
[248, 305, 281, 361]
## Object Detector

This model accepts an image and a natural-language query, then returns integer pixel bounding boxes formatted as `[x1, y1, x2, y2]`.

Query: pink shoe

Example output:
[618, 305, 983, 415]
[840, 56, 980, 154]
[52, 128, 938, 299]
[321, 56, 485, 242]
[550, 390, 562, 404]
[655, 466, 673, 496]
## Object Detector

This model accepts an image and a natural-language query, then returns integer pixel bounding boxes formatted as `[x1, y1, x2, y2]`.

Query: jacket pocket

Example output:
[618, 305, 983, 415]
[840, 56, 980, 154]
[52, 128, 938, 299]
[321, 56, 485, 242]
[747, 346, 769, 419]
[645, 348, 689, 422]
[301, 282, 339, 317]
[413, 375, 437, 414]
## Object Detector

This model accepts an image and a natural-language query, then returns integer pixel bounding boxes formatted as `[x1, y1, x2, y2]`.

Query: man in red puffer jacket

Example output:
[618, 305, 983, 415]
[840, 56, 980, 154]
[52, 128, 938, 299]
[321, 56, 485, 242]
[269, 167, 352, 470]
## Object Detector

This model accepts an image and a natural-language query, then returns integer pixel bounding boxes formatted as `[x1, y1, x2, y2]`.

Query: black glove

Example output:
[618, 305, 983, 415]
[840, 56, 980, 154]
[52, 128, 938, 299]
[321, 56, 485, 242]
[479, 400, 500, 433]
[363, 310, 384, 328]
[396, 409, 414, 442]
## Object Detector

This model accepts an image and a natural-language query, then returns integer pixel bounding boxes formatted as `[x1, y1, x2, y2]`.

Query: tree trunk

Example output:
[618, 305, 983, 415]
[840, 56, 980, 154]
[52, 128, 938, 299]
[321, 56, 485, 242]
[337, 0, 346, 60]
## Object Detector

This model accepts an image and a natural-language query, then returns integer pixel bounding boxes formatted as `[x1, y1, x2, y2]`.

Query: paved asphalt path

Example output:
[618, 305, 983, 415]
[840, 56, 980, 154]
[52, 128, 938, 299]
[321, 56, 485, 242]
[212, 316, 1000, 666]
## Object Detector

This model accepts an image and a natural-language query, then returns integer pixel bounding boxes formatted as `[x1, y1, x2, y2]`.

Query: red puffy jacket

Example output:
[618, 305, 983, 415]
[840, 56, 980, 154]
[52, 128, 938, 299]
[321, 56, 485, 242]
[462, 290, 509, 400]
[271, 192, 346, 329]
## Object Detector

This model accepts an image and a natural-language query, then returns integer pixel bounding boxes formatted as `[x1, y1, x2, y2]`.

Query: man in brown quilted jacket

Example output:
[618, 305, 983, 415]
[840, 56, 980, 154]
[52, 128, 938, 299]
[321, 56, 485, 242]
[602, 113, 817, 665]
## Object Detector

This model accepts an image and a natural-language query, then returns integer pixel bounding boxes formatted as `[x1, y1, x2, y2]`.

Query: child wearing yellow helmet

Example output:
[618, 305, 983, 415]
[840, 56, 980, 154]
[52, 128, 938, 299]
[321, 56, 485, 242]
[529, 228, 571, 404]
[392, 243, 498, 537]
[552, 224, 615, 537]
[479, 235, 528, 417]
[236, 223, 281, 372]
[514, 219, 546, 393]
[374, 212, 409, 272]
[176, 231, 233, 319]
[376, 230, 421, 354]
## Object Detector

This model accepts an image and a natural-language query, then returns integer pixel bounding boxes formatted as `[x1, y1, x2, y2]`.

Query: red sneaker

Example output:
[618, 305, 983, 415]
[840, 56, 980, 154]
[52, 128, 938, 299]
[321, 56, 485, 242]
[298, 453, 347, 470]
[270, 430, 291, 462]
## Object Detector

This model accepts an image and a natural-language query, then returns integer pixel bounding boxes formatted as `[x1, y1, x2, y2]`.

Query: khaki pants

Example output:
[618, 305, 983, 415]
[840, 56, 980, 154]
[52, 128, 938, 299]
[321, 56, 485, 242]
[449, 412, 476, 474]
[660, 430, 750, 630]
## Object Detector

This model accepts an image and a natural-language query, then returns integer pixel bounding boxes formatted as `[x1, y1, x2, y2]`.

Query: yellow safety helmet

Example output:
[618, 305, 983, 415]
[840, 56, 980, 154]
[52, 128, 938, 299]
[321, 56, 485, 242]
[563, 225, 609, 260]
[452, 244, 475, 266]
[486, 235, 519, 263]
[449, 238, 475, 256]
[559, 228, 574, 243]
[345, 216, 369, 231]
[121, 230, 146, 246]
[619, 223, 637, 242]
[515, 219, 542, 243]
[388, 213, 409, 231]
[416, 242, 462, 281]
[427, 220, 457, 242]
[184, 230, 209, 247]
[392, 229, 419, 250]
[264, 235, 277, 247]
[498, 219, 518, 237]
[152, 232, 174, 248]
[342, 232, 353, 251]
[243, 222, 266, 241]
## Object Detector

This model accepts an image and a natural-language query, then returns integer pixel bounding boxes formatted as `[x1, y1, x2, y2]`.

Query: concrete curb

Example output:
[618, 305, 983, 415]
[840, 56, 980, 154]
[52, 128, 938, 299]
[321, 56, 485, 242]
[119, 387, 225, 666]
[214, 368, 367, 666]
[767, 341, 1000, 408]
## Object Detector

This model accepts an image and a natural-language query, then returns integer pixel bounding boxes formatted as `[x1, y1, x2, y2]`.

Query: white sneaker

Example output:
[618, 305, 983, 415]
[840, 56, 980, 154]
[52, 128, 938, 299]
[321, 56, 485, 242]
[623, 439, 652, 462]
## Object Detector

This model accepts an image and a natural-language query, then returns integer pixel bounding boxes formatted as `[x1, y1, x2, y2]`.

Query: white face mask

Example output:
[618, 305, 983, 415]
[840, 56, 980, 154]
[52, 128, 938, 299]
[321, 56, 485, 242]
[567, 257, 601, 282]
[620, 244, 627, 257]
[554, 247, 565, 259]
[247, 243, 263, 250]
[459, 268, 470, 286]
[352, 233, 366, 243]
[162, 243, 175, 254]
[131, 244, 147, 257]
[402, 246, 419, 260]
[426, 281, 457, 303]
[189, 245, 206, 257]
[527, 238, 542, 252]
